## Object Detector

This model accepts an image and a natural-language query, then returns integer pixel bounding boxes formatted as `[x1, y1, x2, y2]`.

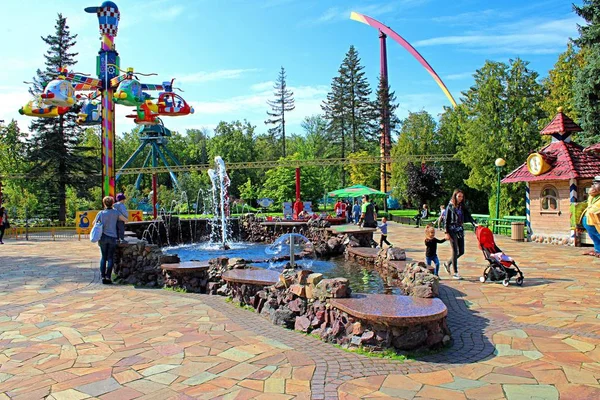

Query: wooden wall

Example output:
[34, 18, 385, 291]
[529, 180, 571, 235]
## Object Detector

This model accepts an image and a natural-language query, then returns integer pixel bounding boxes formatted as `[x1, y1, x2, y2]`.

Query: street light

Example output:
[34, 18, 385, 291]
[494, 158, 506, 233]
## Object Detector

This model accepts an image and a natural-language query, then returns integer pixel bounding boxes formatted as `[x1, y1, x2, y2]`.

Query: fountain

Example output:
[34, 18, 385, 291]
[207, 156, 231, 248]
[265, 233, 315, 269]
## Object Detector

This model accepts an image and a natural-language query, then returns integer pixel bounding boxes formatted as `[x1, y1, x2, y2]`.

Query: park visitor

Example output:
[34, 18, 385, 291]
[334, 199, 344, 217]
[352, 200, 361, 224]
[580, 176, 600, 257]
[114, 193, 128, 243]
[414, 204, 429, 227]
[424, 224, 446, 277]
[0, 207, 8, 244]
[436, 204, 446, 229]
[96, 196, 129, 284]
[378, 217, 393, 248]
[443, 189, 477, 280]
[359, 195, 377, 228]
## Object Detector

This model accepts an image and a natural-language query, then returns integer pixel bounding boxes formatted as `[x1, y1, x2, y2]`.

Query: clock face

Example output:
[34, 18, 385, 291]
[529, 155, 542, 174]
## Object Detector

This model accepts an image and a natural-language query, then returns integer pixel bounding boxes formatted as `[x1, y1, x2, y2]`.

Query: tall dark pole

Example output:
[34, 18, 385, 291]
[379, 31, 391, 195]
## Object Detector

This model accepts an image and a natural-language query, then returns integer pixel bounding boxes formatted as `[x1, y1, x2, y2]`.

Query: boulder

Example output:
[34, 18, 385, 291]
[271, 307, 295, 328]
[387, 247, 406, 261]
[312, 278, 351, 300]
[294, 316, 311, 332]
[307, 273, 323, 286]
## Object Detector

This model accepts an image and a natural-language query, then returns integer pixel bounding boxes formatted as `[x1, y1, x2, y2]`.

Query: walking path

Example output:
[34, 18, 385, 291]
[0, 223, 599, 399]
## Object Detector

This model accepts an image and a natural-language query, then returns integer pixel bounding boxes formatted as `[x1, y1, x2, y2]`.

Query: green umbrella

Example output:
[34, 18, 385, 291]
[328, 184, 386, 198]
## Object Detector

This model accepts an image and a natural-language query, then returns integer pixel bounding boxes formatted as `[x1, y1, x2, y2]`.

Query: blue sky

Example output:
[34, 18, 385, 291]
[0, 0, 581, 137]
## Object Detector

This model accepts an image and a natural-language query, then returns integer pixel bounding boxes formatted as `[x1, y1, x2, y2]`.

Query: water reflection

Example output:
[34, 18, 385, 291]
[165, 243, 400, 295]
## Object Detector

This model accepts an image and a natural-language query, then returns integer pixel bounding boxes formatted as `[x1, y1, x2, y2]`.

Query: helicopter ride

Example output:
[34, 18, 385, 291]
[40, 79, 78, 107]
[76, 100, 102, 126]
[18, 99, 70, 118]
[155, 79, 194, 117]
[126, 99, 160, 125]
[114, 79, 152, 107]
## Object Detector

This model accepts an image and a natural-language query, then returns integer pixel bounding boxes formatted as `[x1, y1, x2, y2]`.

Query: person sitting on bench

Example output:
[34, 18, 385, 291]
[414, 204, 429, 228]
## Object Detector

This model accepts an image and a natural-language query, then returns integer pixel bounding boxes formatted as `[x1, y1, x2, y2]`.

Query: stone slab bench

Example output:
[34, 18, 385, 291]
[161, 261, 211, 293]
[330, 293, 447, 327]
[222, 269, 280, 286]
[161, 261, 210, 272]
[345, 246, 379, 264]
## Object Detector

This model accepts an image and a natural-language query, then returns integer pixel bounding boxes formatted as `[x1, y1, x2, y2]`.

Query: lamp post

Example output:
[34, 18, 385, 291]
[494, 158, 506, 233]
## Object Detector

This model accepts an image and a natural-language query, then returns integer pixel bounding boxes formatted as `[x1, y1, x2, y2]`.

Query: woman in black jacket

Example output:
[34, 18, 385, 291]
[443, 189, 476, 279]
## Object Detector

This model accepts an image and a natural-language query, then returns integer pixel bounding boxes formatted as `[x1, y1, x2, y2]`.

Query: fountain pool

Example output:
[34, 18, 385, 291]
[164, 242, 400, 295]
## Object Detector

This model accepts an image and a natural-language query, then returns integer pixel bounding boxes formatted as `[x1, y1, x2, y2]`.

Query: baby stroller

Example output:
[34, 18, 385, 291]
[475, 226, 524, 287]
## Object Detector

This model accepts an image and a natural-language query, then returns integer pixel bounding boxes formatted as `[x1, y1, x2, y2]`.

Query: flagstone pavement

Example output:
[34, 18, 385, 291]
[0, 223, 599, 399]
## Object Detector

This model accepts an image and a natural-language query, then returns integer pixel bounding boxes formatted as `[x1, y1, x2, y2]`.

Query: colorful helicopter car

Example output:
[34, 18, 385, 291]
[19, 100, 69, 118]
[40, 79, 77, 107]
[157, 92, 194, 117]
[114, 79, 151, 107]
[126, 100, 160, 125]
[76, 100, 102, 126]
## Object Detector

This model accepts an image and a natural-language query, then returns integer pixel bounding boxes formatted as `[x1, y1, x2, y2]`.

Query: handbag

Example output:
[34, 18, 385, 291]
[4, 220, 10, 229]
[90, 212, 104, 243]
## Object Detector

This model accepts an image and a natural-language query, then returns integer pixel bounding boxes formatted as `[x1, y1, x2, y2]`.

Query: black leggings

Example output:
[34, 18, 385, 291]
[0, 226, 4, 242]
[447, 230, 465, 273]
[380, 235, 391, 247]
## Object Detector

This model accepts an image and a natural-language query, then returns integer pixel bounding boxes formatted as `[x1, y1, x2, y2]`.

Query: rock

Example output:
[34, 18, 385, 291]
[313, 278, 351, 300]
[296, 270, 312, 284]
[350, 336, 362, 346]
[287, 298, 305, 313]
[392, 327, 428, 350]
[305, 285, 314, 299]
[352, 322, 364, 335]
[360, 331, 375, 343]
[279, 274, 293, 287]
[271, 307, 295, 329]
[307, 273, 323, 286]
[412, 285, 434, 298]
[289, 284, 306, 298]
[294, 316, 311, 332]
[387, 247, 406, 261]
[216, 284, 229, 296]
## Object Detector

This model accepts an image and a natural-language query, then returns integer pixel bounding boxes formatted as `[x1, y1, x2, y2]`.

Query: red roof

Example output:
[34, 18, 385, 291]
[584, 143, 600, 154]
[502, 141, 600, 183]
[540, 111, 582, 136]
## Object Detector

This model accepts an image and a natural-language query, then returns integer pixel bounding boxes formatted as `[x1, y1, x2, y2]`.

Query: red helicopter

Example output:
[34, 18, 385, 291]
[126, 100, 161, 126]
[156, 79, 194, 117]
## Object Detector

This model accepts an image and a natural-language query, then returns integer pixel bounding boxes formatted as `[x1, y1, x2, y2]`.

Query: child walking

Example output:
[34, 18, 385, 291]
[114, 193, 128, 243]
[425, 224, 446, 276]
[378, 217, 393, 248]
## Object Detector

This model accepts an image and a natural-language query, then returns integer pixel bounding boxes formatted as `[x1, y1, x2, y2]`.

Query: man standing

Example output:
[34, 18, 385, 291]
[359, 195, 377, 228]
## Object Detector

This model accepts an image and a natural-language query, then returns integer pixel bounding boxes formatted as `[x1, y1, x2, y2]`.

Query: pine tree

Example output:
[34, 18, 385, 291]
[340, 46, 376, 153]
[26, 14, 97, 223]
[573, 1, 600, 144]
[265, 67, 295, 157]
[322, 72, 349, 185]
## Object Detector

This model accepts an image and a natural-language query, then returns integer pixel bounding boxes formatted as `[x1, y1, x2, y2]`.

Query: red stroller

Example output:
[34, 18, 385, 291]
[475, 226, 524, 287]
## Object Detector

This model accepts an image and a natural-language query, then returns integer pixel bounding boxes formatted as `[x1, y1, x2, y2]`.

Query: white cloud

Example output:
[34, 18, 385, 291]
[177, 69, 259, 84]
[414, 16, 581, 55]
[444, 72, 473, 81]
[304, 2, 403, 26]
[251, 81, 275, 91]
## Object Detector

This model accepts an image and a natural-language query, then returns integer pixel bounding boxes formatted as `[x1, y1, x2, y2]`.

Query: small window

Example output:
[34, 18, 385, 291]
[541, 186, 559, 212]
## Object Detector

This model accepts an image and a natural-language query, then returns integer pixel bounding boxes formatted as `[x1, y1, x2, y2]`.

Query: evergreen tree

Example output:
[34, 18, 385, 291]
[573, 1, 600, 144]
[26, 14, 96, 222]
[340, 46, 376, 153]
[374, 75, 401, 139]
[265, 67, 295, 157]
[573, 0, 600, 48]
[322, 73, 349, 185]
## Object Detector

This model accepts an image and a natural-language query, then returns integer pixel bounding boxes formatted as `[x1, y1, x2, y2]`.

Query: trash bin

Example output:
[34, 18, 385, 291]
[511, 222, 525, 241]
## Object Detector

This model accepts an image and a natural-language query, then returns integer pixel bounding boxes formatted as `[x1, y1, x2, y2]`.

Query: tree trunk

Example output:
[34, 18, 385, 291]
[58, 115, 67, 223]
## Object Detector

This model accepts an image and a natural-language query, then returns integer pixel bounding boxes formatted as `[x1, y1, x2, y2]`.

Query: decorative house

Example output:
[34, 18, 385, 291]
[502, 108, 600, 245]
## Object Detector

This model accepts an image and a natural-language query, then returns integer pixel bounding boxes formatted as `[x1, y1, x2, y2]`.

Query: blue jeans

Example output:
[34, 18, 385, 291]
[426, 255, 440, 275]
[99, 234, 117, 279]
[583, 216, 600, 252]
[117, 221, 125, 240]
[353, 213, 360, 223]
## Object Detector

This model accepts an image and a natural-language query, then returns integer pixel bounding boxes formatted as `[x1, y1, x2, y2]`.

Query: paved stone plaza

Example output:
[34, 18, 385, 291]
[1, 223, 599, 399]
